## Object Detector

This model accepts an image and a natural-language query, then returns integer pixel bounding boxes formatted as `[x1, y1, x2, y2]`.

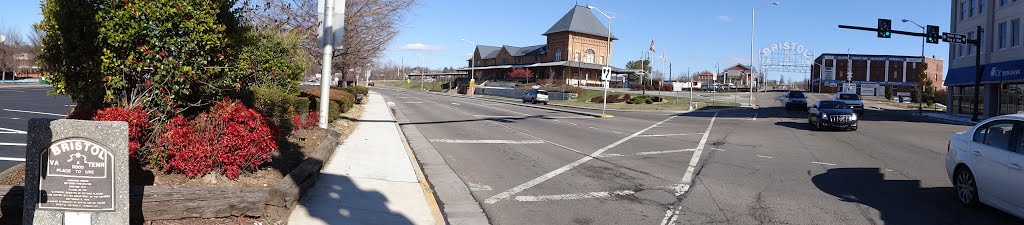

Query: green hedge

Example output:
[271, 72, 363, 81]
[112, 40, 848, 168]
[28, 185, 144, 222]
[301, 88, 355, 122]
[244, 85, 296, 137]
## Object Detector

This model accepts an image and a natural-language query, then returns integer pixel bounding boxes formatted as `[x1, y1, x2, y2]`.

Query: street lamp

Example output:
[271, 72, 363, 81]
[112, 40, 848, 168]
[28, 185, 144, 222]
[902, 19, 927, 115]
[0, 35, 5, 83]
[588, 5, 613, 117]
[460, 38, 476, 88]
[750, 1, 781, 108]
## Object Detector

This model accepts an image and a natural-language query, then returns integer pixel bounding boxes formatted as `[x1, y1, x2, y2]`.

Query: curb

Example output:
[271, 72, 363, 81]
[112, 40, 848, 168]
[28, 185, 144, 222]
[377, 86, 748, 115]
[385, 94, 448, 225]
[918, 113, 977, 126]
[385, 93, 492, 225]
[379, 87, 606, 117]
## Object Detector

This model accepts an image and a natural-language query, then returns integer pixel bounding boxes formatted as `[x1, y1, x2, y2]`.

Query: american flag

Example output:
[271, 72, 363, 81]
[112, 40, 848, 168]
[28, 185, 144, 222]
[649, 39, 656, 53]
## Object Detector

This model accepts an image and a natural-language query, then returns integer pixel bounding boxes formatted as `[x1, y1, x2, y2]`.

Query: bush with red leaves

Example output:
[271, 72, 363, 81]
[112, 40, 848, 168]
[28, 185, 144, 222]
[157, 99, 277, 180]
[93, 107, 150, 157]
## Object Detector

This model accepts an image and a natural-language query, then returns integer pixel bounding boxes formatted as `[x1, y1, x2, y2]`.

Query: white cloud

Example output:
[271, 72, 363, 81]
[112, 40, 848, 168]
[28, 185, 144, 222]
[399, 43, 443, 52]
[716, 16, 733, 23]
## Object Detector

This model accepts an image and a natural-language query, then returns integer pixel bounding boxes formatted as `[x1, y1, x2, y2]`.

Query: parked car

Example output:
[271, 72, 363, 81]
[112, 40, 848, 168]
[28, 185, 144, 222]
[945, 114, 1024, 219]
[785, 91, 808, 110]
[808, 100, 858, 131]
[833, 92, 865, 114]
[523, 89, 549, 105]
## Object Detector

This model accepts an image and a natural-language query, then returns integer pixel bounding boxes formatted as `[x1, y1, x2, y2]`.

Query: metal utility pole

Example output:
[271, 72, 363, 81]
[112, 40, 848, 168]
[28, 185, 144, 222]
[317, 0, 341, 128]
[903, 19, 927, 114]
[461, 38, 477, 88]
[640, 51, 647, 94]
[972, 26, 983, 121]
[688, 67, 693, 110]
[588, 5, 613, 116]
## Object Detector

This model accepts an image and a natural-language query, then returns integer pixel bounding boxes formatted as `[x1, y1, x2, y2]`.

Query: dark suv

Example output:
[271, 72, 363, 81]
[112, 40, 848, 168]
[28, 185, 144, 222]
[784, 91, 807, 110]
[808, 100, 859, 131]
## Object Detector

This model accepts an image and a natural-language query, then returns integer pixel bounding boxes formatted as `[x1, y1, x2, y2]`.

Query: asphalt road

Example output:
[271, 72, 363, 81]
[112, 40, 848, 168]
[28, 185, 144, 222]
[377, 87, 1024, 225]
[0, 86, 74, 171]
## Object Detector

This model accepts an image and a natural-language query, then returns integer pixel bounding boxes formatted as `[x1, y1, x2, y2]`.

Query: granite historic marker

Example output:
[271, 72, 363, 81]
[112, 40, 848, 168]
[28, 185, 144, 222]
[24, 119, 130, 225]
[38, 138, 116, 211]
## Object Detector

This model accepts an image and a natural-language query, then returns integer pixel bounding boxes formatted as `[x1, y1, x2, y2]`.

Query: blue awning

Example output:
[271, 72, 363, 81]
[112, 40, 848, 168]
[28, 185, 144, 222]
[946, 58, 1024, 86]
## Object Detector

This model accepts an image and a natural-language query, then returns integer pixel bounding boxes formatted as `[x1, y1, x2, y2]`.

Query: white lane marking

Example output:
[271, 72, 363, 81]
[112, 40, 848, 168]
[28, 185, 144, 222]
[812, 161, 838, 166]
[451, 103, 460, 105]
[470, 115, 516, 118]
[710, 148, 726, 151]
[446, 98, 530, 116]
[3, 109, 66, 117]
[0, 143, 27, 146]
[514, 190, 636, 202]
[551, 120, 561, 123]
[755, 155, 774, 159]
[543, 116, 594, 119]
[0, 157, 25, 162]
[599, 149, 697, 158]
[387, 102, 397, 107]
[639, 133, 699, 137]
[403, 102, 423, 104]
[568, 123, 580, 126]
[0, 127, 27, 134]
[608, 130, 624, 134]
[428, 139, 545, 144]
[661, 112, 718, 225]
[484, 115, 679, 204]
[468, 182, 493, 191]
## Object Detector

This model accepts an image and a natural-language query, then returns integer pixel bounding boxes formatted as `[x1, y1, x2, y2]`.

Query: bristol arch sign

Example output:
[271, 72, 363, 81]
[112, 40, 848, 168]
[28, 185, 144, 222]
[759, 41, 815, 73]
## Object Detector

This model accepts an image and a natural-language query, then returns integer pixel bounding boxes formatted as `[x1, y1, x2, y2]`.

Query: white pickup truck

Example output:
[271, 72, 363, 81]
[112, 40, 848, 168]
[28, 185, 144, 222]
[833, 92, 865, 114]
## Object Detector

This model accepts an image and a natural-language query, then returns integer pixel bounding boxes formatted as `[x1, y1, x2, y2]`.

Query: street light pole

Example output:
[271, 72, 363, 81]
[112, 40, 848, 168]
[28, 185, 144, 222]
[589, 5, 613, 116]
[460, 38, 476, 88]
[902, 19, 927, 115]
[750, 2, 780, 108]
[317, 0, 336, 128]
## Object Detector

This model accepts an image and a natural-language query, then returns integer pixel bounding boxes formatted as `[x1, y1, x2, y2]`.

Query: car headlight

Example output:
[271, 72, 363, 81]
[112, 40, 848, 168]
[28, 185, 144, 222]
[821, 113, 828, 119]
[850, 113, 858, 121]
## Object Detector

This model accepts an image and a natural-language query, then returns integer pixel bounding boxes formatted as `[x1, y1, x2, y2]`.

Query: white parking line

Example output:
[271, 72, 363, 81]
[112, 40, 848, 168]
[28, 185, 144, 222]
[639, 133, 698, 137]
[755, 155, 774, 159]
[0, 157, 25, 162]
[514, 190, 636, 202]
[451, 103, 460, 105]
[0, 143, 27, 146]
[484, 115, 679, 204]
[811, 161, 838, 166]
[661, 112, 718, 225]
[3, 109, 66, 117]
[598, 149, 697, 158]
[0, 127, 27, 134]
[428, 139, 545, 144]
[403, 102, 423, 104]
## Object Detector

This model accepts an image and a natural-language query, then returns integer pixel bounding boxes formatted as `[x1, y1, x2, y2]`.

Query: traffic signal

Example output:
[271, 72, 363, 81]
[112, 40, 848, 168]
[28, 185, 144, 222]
[877, 19, 892, 38]
[926, 25, 940, 44]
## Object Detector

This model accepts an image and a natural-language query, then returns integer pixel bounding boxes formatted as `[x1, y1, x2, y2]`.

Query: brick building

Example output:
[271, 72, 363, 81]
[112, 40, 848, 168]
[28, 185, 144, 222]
[461, 5, 635, 86]
[810, 53, 945, 96]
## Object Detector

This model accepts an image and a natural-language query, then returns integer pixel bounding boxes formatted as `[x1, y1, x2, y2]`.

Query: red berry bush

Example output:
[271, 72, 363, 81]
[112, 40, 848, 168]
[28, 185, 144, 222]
[157, 99, 277, 179]
[93, 107, 150, 157]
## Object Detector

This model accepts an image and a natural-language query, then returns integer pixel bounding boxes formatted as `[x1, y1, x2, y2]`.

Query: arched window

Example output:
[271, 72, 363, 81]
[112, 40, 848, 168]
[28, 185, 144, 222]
[555, 48, 563, 61]
[584, 49, 596, 64]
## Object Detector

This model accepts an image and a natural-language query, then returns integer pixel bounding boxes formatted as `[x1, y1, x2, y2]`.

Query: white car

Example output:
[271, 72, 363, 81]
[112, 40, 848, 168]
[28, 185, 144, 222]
[945, 113, 1024, 219]
[522, 89, 549, 105]
[833, 92, 865, 114]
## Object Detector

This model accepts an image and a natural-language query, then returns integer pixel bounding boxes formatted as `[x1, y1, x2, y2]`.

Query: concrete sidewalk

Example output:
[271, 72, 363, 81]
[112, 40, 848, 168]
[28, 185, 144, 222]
[289, 91, 439, 225]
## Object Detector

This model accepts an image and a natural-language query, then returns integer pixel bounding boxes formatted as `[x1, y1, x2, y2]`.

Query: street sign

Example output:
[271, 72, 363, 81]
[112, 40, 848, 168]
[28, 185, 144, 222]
[601, 66, 611, 81]
[823, 67, 836, 80]
[942, 32, 968, 44]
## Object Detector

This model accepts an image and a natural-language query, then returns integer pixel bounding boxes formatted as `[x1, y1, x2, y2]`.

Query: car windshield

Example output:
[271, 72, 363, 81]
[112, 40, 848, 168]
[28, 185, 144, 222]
[818, 101, 849, 109]
[838, 94, 860, 100]
[788, 92, 805, 98]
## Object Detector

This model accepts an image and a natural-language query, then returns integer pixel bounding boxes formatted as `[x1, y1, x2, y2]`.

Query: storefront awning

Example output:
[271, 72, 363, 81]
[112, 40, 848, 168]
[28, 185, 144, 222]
[946, 58, 1024, 86]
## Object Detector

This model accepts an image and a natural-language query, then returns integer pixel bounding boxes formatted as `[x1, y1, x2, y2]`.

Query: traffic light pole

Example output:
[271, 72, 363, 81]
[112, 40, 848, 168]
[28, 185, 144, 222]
[839, 23, 983, 121]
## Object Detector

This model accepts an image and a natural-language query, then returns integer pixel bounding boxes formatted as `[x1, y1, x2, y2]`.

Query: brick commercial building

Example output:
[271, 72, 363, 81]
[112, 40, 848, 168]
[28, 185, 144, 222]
[810, 53, 944, 97]
[460, 5, 635, 86]
[944, 0, 1024, 118]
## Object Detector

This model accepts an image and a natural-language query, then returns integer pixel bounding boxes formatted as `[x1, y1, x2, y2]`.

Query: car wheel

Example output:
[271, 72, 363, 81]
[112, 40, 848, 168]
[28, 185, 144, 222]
[523, 99, 527, 103]
[955, 167, 981, 207]
[543, 102, 548, 105]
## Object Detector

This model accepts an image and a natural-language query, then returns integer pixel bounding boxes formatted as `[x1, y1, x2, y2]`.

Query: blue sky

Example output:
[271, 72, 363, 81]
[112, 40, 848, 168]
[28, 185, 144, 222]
[0, 0, 953, 81]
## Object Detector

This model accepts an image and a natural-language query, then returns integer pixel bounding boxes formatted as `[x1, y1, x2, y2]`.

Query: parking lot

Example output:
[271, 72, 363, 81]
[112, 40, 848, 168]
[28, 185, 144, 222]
[0, 86, 73, 171]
